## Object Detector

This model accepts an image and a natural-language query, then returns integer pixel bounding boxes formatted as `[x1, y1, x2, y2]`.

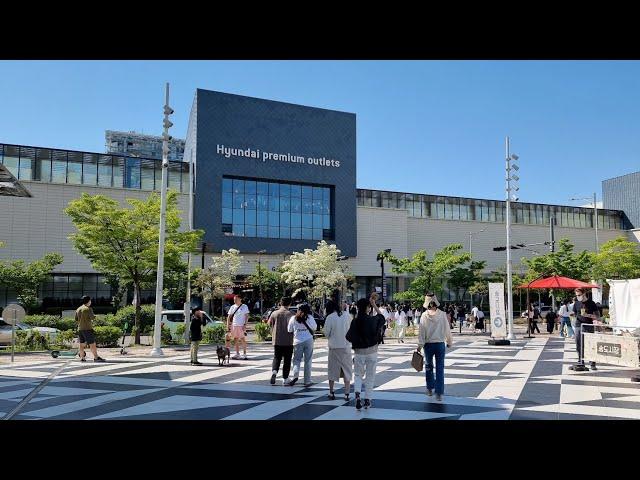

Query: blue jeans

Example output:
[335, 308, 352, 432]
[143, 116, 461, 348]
[292, 339, 314, 384]
[424, 342, 446, 396]
[560, 317, 574, 337]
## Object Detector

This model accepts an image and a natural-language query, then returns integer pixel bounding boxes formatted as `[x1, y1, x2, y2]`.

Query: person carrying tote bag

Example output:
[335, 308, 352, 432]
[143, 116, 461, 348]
[418, 297, 452, 402]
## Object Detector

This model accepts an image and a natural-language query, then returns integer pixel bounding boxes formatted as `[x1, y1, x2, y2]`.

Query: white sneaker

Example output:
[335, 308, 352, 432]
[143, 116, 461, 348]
[282, 378, 289, 386]
[241, 354, 247, 360]
[231, 354, 240, 360]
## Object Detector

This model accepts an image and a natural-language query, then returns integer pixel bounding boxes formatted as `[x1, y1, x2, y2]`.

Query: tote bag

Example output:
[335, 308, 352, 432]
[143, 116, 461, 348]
[411, 350, 424, 372]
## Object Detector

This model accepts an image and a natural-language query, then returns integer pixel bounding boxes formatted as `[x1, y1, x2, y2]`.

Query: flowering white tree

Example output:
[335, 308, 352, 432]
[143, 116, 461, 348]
[193, 248, 243, 314]
[280, 241, 349, 302]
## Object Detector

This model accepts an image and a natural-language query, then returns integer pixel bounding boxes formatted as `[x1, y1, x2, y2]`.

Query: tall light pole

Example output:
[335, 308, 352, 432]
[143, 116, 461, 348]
[182, 150, 195, 343]
[569, 193, 599, 253]
[150, 83, 173, 357]
[505, 137, 520, 340]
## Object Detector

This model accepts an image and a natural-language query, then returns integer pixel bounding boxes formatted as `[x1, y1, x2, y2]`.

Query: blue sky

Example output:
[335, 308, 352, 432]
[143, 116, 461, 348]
[1, 60, 638, 206]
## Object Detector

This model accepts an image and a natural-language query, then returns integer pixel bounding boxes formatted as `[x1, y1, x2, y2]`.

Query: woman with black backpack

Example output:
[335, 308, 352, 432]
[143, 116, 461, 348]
[287, 303, 317, 387]
[345, 293, 386, 410]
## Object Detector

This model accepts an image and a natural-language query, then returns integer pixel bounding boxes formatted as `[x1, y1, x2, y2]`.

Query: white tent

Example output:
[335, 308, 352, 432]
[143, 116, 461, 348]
[608, 279, 640, 330]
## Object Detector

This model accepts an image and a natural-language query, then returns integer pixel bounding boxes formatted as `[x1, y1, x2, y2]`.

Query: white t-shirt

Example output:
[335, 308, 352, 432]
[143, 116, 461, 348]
[471, 307, 479, 317]
[396, 310, 407, 327]
[559, 305, 569, 318]
[228, 303, 249, 326]
[287, 315, 317, 345]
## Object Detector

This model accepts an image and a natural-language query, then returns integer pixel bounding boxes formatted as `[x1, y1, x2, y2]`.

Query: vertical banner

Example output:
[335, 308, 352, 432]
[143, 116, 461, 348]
[489, 283, 507, 339]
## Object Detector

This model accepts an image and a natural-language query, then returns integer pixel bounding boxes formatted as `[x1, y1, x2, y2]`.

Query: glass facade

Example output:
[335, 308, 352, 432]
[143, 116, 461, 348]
[222, 176, 333, 240]
[357, 189, 624, 230]
[0, 143, 189, 193]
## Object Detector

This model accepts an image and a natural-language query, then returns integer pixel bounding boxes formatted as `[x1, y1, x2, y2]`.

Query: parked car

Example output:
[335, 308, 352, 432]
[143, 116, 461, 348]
[160, 310, 224, 338]
[0, 318, 60, 345]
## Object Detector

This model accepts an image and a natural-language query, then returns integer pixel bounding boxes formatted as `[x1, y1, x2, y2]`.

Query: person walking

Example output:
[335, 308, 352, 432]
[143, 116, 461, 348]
[76, 295, 106, 362]
[456, 304, 466, 333]
[558, 299, 574, 338]
[545, 308, 557, 334]
[226, 295, 250, 360]
[418, 298, 453, 401]
[324, 299, 353, 401]
[395, 305, 407, 343]
[406, 305, 414, 330]
[287, 303, 316, 387]
[189, 307, 204, 366]
[267, 296, 295, 386]
[527, 303, 541, 334]
[346, 294, 386, 410]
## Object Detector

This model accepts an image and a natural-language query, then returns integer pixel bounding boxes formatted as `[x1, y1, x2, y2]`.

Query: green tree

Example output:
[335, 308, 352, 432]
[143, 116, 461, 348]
[0, 253, 63, 312]
[448, 260, 486, 303]
[388, 244, 471, 306]
[65, 192, 202, 344]
[592, 236, 640, 281]
[193, 249, 242, 315]
[521, 238, 594, 302]
[247, 264, 283, 309]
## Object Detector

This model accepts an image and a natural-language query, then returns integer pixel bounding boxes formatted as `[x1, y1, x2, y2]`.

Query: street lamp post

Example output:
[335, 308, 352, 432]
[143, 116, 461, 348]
[151, 83, 174, 357]
[505, 137, 520, 341]
[376, 249, 391, 303]
[183, 150, 195, 343]
[569, 193, 599, 253]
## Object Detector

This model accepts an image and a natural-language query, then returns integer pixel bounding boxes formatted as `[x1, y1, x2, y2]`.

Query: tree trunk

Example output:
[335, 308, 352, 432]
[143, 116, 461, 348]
[134, 282, 141, 345]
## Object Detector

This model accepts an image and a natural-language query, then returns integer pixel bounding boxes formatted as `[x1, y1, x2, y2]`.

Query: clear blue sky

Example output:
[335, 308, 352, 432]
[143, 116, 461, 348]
[1, 60, 638, 206]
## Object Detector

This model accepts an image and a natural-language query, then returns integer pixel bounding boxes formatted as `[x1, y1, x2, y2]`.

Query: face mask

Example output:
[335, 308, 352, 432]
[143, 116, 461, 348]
[576, 294, 585, 301]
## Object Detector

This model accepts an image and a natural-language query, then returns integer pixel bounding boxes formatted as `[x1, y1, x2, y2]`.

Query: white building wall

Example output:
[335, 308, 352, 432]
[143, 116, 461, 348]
[0, 181, 190, 273]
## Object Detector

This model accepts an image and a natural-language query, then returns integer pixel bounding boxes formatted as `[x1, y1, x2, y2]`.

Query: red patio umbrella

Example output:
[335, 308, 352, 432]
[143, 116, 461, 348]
[516, 275, 599, 338]
[517, 275, 600, 290]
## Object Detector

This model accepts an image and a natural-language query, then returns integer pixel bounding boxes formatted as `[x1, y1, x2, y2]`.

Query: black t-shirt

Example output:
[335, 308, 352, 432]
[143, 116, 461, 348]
[190, 314, 204, 341]
[576, 299, 598, 325]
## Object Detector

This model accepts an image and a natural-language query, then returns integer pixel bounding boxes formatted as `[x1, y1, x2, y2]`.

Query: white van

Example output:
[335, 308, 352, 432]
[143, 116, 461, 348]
[161, 310, 224, 339]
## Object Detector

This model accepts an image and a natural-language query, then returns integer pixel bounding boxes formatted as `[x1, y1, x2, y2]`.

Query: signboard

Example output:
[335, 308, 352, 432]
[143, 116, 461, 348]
[2, 304, 25, 325]
[488, 283, 507, 339]
[583, 332, 640, 367]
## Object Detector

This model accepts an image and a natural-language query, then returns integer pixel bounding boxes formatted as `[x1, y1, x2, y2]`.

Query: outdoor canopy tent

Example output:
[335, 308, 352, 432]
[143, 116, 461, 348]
[517, 275, 599, 290]
[516, 275, 599, 338]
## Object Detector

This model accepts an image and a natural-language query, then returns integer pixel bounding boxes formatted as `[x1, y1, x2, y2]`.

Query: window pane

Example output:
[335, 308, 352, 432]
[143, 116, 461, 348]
[280, 183, 290, 197]
[83, 153, 98, 186]
[257, 194, 268, 210]
[313, 199, 322, 214]
[233, 209, 244, 224]
[245, 225, 256, 237]
[232, 224, 244, 236]
[269, 211, 279, 227]
[291, 213, 302, 227]
[245, 209, 256, 225]
[302, 228, 313, 240]
[302, 214, 313, 228]
[280, 212, 290, 227]
[35, 148, 52, 182]
[279, 227, 290, 238]
[269, 196, 279, 211]
[67, 152, 82, 184]
[302, 186, 313, 199]
[269, 182, 279, 196]
[313, 228, 323, 239]
[244, 180, 256, 195]
[141, 159, 155, 190]
[291, 197, 301, 213]
[246, 195, 256, 209]
[269, 226, 279, 238]
[233, 179, 244, 195]
[257, 211, 268, 226]
[2, 145, 19, 178]
[168, 162, 181, 191]
[52, 150, 67, 183]
[257, 181, 268, 195]
[223, 178, 233, 192]
[290, 227, 301, 239]
[323, 214, 331, 229]
[234, 193, 245, 209]
[125, 158, 141, 189]
[112, 157, 124, 187]
[222, 208, 233, 224]
[313, 214, 323, 228]
[280, 196, 290, 212]
[19, 146, 34, 181]
[98, 155, 112, 187]
[257, 226, 268, 238]
[290, 184, 301, 198]
[222, 192, 233, 208]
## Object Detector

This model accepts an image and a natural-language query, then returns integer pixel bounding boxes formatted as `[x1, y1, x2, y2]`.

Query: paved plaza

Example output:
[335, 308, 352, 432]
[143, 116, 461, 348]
[1, 333, 639, 420]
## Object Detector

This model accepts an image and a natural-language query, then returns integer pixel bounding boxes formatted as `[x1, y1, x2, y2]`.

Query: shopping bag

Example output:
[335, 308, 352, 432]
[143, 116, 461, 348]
[411, 350, 424, 372]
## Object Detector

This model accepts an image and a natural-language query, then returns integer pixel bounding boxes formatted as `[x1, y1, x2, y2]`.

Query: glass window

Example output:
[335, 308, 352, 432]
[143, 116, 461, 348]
[313, 228, 323, 240]
[496, 203, 505, 222]
[181, 163, 190, 193]
[257, 194, 268, 211]
[474, 201, 482, 222]
[313, 186, 323, 200]
[269, 196, 279, 211]
[35, 148, 52, 182]
[257, 181, 269, 195]
[290, 227, 301, 239]
[168, 162, 181, 191]
[52, 150, 67, 183]
[302, 197, 313, 214]
[302, 214, 313, 228]
[222, 208, 233, 224]
[141, 159, 155, 190]
[245, 180, 256, 195]
[290, 184, 301, 198]
[257, 226, 268, 238]
[291, 196, 301, 213]
[279, 196, 290, 212]
[233, 224, 244, 237]
[279, 227, 290, 239]
[397, 193, 405, 210]
[98, 155, 112, 187]
[83, 153, 98, 186]
[313, 214, 323, 228]
[459, 200, 469, 221]
[245, 209, 256, 226]
[488, 201, 497, 222]
[125, 158, 141, 189]
[279, 212, 290, 227]
[302, 228, 313, 240]
[269, 226, 279, 238]
[234, 179, 245, 195]
[436, 198, 445, 219]
[269, 182, 279, 197]
[405, 194, 415, 216]
[372, 190, 381, 207]
[223, 178, 233, 192]
[279, 183, 290, 197]
[18, 146, 34, 181]
[246, 195, 257, 210]
[257, 211, 268, 226]
[112, 157, 124, 188]
[233, 209, 244, 225]
[2, 145, 19, 178]
[269, 211, 279, 228]
[66, 152, 82, 184]
[291, 213, 302, 228]
[245, 225, 256, 237]
[421, 196, 430, 218]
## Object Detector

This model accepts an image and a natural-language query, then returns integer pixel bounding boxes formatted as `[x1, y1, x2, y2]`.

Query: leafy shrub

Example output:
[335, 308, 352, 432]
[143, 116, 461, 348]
[109, 305, 156, 330]
[254, 321, 271, 341]
[202, 324, 226, 345]
[56, 329, 76, 348]
[16, 329, 50, 351]
[150, 324, 173, 345]
[94, 326, 122, 347]
[23, 315, 76, 332]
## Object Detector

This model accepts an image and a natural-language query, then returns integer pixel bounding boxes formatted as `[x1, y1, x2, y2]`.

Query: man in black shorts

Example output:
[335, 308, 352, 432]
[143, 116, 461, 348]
[76, 295, 105, 362]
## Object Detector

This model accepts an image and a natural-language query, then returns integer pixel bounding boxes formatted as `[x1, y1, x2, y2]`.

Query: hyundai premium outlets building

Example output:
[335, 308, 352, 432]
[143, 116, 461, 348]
[0, 89, 636, 311]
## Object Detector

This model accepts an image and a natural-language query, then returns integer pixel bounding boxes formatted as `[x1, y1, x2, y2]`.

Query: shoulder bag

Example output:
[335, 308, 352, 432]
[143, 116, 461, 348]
[411, 349, 424, 372]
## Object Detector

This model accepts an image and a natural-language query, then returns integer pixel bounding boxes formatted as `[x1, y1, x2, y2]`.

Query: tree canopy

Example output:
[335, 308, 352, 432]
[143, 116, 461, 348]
[0, 252, 63, 311]
[591, 236, 640, 281]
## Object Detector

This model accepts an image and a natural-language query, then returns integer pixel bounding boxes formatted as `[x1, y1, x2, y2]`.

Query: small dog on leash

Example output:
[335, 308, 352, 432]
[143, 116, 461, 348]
[216, 345, 231, 366]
